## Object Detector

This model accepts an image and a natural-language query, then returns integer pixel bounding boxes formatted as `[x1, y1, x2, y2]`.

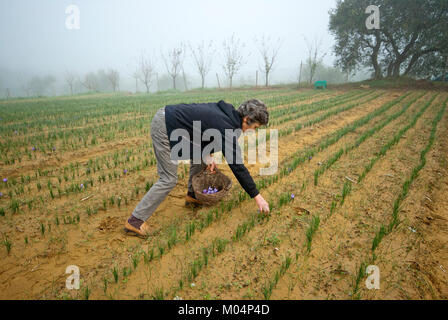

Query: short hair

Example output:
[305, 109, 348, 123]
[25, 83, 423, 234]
[237, 99, 269, 126]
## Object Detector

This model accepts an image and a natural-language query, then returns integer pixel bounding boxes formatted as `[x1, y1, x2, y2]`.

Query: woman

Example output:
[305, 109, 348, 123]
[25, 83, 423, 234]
[124, 99, 270, 237]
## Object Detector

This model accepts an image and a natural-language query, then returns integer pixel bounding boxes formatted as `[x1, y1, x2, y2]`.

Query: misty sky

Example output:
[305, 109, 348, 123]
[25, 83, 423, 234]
[0, 0, 339, 91]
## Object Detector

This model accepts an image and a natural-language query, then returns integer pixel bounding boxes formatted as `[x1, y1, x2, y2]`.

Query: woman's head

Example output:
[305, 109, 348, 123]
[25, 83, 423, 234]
[237, 99, 269, 132]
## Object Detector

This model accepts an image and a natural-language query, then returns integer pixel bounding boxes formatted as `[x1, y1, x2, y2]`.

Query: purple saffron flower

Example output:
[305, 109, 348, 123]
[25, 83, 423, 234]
[123, 169, 128, 174]
[0, 192, 3, 197]
[291, 194, 295, 200]
[308, 156, 313, 160]
[52, 147, 56, 151]
[32, 147, 36, 151]
[80, 184, 84, 188]
[3, 178, 7, 183]
[203, 189, 207, 194]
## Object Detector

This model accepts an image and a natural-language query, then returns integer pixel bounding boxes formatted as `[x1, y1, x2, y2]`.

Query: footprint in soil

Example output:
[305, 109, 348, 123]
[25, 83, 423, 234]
[98, 216, 122, 232]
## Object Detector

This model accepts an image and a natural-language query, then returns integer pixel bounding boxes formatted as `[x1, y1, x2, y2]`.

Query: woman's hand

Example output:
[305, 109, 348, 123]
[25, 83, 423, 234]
[254, 194, 270, 213]
[205, 155, 216, 174]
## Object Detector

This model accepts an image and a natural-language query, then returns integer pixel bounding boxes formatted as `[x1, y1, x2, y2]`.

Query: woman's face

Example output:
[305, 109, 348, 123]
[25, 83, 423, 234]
[242, 117, 261, 133]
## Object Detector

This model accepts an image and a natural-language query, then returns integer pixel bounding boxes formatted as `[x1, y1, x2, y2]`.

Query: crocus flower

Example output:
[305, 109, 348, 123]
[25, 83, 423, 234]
[52, 147, 56, 151]
[3, 178, 7, 183]
[203, 189, 207, 194]
[308, 156, 313, 160]
[291, 194, 295, 200]
[0, 192, 3, 197]
[32, 147, 36, 151]
[123, 169, 128, 174]
[80, 184, 84, 188]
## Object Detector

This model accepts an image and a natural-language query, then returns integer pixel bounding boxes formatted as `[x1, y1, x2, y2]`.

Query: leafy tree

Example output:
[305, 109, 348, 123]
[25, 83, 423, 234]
[329, 0, 448, 79]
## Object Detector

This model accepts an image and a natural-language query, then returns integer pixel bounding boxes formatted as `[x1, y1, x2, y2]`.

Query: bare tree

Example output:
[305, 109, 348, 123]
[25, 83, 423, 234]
[65, 71, 77, 95]
[255, 35, 282, 87]
[221, 34, 246, 89]
[105, 68, 120, 92]
[189, 40, 215, 89]
[131, 69, 139, 93]
[304, 36, 326, 84]
[27, 75, 55, 96]
[22, 83, 31, 97]
[162, 44, 186, 90]
[136, 54, 156, 93]
[80, 72, 98, 92]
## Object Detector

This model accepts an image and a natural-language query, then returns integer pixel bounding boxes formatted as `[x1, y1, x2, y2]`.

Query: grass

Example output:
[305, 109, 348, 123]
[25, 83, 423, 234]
[305, 215, 320, 253]
[341, 181, 352, 206]
[95, 92, 416, 299]
[2, 236, 12, 254]
[4, 88, 443, 300]
[261, 255, 292, 299]
[89, 91, 409, 287]
[112, 266, 119, 283]
[151, 288, 165, 300]
[350, 96, 447, 299]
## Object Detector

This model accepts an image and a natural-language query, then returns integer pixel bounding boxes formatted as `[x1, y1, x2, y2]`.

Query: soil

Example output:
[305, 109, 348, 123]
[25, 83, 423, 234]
[0, 89, 446, 300]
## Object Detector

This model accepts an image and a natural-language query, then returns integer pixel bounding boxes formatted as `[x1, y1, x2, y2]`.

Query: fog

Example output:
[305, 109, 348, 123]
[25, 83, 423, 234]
[0, 0, 367, 97]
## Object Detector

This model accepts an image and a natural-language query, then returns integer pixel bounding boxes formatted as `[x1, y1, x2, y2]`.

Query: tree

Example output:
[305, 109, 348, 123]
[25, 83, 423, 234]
[136, 54, 156, 93]
[162, 44, 186, 90]
[131, 69, 140, 93]
[329, 0, 448, 79]
[105, 69, 120, 92]
[221, 34, 246, 89]
[80, 72, 98, 92]
[27, 75, 56, 96]
[65, 71, 77, 95]
[304, 36, 326, 84]
[189, 40, 215, 89]
[255, 35, 282, 87]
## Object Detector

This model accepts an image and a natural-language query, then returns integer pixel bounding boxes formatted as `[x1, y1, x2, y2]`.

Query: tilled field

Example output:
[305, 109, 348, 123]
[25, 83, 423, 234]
[0, 88, 447, 300]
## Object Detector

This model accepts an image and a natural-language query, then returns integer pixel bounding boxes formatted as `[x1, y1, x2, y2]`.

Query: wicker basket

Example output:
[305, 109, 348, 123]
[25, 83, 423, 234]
[192, 167, 232, 206]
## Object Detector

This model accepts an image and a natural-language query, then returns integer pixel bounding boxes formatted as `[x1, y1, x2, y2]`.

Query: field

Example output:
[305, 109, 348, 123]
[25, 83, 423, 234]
[0, 87, 447, 300]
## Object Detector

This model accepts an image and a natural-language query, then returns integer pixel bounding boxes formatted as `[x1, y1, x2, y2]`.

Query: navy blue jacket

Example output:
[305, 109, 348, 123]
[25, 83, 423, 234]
[164, 100, 259, 198]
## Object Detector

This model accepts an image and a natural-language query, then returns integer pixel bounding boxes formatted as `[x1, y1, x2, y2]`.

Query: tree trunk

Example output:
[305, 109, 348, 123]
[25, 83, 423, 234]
[182, 69, 188, 91]
[392, 58, 404, 77]
[265, 71, 269, 87]
[445, 56, 448, 80]
[216, 73, 221, 89]
[386, 62, 394, 78]
[371, 31, 382, 79]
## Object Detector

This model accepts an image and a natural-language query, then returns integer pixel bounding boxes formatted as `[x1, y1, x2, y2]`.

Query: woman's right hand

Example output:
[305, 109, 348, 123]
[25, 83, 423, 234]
[254, 194, 270, 213]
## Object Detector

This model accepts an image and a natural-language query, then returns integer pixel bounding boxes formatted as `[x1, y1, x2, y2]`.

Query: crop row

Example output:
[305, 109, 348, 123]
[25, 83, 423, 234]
[313, 92, 427, 185]
[88, 92, 409, 299]
[351, 96, 447, 298]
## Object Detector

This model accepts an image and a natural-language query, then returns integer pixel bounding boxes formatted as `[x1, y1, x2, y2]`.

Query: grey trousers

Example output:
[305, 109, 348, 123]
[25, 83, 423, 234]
[132, 107, 206, 222]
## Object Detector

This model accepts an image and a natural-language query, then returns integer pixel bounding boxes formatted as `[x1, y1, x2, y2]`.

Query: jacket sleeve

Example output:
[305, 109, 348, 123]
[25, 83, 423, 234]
[222, 131, 260, 199]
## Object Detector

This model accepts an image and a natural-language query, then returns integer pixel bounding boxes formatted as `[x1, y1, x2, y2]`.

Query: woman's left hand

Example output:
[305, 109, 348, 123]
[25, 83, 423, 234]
[205, 155, 216, 174]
